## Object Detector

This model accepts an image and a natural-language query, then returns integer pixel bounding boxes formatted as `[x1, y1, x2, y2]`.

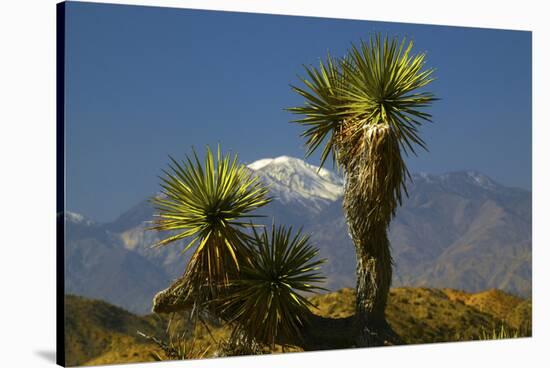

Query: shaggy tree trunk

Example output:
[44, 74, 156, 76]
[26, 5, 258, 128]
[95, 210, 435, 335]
[344, 188, 399, 347]
[354, 231, 397, 346]
[340, 124, 405, 347]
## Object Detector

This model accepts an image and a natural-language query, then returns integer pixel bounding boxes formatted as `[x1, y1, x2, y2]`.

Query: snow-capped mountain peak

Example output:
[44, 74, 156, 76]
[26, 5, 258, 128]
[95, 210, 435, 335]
[465, 170, 498, 190]
[65, 211, 94, 226]
[247, 156, 344, 211]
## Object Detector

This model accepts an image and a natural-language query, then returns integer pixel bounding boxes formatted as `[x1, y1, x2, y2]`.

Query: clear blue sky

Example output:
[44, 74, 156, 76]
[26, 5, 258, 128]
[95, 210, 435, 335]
[65, 2, 532, 223]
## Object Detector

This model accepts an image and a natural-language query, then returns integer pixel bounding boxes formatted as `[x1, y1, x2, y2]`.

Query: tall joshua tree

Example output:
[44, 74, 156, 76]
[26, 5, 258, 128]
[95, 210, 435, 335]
[289, 34, 437, 346]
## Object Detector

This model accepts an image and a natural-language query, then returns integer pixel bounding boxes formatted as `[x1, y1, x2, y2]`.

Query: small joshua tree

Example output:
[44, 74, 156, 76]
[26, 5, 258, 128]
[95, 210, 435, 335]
[220, 224, 326, 349]
[289, 34, 437, 346]
[149, 146, 326, 354]
[149, 146, 271, 315]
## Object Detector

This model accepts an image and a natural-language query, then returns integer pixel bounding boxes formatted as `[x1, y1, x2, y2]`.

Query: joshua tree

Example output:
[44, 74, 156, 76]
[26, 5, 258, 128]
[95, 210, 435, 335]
[220, 224, 326, 349]
[148, 34, 436, 353]
[149, 146, 326, 354]
[149, 146, 272, 315]
[289, 34, 437, 346]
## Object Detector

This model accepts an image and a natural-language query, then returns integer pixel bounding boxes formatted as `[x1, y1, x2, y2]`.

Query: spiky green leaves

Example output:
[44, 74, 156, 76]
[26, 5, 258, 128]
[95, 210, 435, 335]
[220, 225, 326, 347]
[341, 35, 436, 156]
[288, 53, 349, 168]
[149, 148, 328, 349]
[289, 34, 437, 169]
[150, 146, 271, 287]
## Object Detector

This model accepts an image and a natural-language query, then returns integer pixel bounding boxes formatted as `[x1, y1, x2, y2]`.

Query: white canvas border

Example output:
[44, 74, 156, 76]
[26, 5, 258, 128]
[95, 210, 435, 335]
[0, 0, 547, 367]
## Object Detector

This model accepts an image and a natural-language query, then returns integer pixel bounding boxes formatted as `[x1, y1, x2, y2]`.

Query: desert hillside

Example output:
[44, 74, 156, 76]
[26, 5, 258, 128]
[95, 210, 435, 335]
[65, 287, 531, 366]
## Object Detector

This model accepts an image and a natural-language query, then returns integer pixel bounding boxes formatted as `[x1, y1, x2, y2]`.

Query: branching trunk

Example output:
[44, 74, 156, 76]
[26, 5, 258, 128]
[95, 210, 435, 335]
[153, 124, 405, 349]
[153, 279, 399, 351]
[153, 281, 359, 351]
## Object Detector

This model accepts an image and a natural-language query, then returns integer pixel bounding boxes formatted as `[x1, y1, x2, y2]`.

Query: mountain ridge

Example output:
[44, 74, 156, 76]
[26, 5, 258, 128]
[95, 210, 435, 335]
[65, 156, 531, 314]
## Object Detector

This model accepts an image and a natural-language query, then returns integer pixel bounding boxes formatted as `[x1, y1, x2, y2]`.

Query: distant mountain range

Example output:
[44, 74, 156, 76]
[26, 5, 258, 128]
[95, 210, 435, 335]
[64, 156, 532, 314]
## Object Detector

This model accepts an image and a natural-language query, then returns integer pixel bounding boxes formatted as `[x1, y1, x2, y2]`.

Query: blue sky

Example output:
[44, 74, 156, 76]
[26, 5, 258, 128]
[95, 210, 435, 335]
[65, 2, 532, 222]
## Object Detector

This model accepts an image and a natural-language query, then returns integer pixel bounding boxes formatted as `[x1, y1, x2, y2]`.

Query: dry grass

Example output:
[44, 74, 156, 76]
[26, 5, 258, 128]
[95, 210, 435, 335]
[66, 286, 531, 366]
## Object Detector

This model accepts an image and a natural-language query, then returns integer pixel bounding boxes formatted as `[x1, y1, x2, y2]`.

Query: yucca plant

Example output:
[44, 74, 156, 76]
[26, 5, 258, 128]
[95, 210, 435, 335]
[220, 224, 326, 349]
[289, 34, 436, 346]
[149, 146, 271, 310]
[478, 324, 520, 340]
